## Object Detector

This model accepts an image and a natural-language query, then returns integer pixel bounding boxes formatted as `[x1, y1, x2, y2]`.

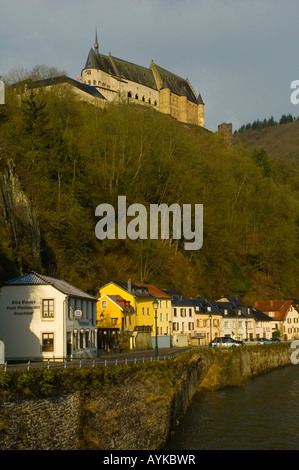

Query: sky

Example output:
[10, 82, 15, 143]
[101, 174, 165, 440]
[1, 0, 299, 131]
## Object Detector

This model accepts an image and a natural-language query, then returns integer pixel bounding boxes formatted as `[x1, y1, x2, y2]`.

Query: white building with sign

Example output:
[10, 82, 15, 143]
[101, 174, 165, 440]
[0, 272, 98, 361]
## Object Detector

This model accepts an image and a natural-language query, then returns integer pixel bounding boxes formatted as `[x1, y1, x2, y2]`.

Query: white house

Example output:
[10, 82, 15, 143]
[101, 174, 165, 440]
[0, 271, 98, 361]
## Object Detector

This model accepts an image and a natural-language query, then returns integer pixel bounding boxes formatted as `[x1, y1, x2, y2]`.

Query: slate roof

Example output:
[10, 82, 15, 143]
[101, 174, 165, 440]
[154, 64, 203, 104]
[211, 299, 272, 321]
[162, 290, 194, 307]
[4, 272, 97, 300]
[104, 281, 154, 298]
[84, 49, 203, 103]
[84, 50, 158, 90]
[190, 297, 221, 315]
[14, 75, 106, 100]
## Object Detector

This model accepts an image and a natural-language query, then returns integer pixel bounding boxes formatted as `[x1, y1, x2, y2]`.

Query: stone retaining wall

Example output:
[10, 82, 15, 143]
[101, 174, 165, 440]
[0, 344, 293, 450]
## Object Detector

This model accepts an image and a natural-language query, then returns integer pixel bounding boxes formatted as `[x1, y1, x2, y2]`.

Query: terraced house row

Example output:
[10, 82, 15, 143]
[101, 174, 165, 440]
[98, 280, 299, 348]
[0, 272, 298, 361]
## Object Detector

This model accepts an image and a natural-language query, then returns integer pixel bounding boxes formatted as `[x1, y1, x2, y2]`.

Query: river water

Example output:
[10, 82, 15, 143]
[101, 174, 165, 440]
[165, 364, 299, 450]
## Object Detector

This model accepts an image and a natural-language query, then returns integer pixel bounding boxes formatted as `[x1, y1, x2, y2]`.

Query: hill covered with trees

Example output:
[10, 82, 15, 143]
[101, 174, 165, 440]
[1, 77, 299, 305]
[234, 114, 299, 163]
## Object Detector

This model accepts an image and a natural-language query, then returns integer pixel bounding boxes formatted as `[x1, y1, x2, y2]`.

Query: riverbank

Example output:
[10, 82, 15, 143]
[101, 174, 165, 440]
[0, 343, 293, 450]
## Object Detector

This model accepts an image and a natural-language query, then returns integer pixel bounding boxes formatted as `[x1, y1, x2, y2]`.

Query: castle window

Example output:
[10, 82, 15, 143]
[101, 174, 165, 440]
[135, 94, 139, 100]
[148, 98, 151, 104]
[154, 100, 157, 106]
[128, 91, 132, 98]
[93, 80, 96, 85]
[142, 96, 145, 102]
[88, 80, 91, 85]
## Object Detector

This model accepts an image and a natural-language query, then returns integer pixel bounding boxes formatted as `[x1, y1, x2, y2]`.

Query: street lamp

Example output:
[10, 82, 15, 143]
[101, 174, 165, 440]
[169, 320, 172, 348]
[153, 298, 159, 359]
[209, 313, 212, 344]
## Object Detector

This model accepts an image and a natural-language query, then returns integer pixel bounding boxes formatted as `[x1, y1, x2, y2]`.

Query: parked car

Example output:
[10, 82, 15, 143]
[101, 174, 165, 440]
[248, 338, 275, 345]
[271, 337, 281, 342]
[260, 338, 275, 344]
[210, 337, 245, 347]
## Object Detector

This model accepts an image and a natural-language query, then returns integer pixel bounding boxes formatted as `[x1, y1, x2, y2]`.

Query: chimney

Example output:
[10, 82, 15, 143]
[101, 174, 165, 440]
[127, 279, 132, 293]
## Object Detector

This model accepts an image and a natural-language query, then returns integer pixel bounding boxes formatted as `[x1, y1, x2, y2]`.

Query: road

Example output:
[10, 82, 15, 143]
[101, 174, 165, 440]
[1, 346, 196, 371]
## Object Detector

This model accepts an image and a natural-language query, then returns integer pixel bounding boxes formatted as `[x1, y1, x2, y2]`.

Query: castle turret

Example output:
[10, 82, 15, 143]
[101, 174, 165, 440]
[94, 28, 99, 53]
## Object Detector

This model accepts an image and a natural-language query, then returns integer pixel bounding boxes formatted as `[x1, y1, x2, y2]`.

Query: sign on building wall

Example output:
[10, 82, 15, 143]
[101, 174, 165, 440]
[0, 80, 5, 105]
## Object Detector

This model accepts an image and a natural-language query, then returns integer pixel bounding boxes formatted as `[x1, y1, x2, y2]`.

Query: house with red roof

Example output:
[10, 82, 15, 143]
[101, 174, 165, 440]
[254, 299, 299, 340]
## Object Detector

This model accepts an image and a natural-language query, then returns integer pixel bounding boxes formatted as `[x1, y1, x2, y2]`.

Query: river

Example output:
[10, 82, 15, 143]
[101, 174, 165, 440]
[165, 364, 299, 450]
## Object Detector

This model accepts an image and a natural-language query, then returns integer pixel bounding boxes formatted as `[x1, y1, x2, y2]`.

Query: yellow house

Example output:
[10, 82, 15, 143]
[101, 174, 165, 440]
[97, 294, 135, 331]
[99, 281, 156, 335]
[136, 283, 172, 337]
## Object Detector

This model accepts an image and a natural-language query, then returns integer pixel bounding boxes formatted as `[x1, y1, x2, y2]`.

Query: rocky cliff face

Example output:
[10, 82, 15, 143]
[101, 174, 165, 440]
[0, 152, 40, 271]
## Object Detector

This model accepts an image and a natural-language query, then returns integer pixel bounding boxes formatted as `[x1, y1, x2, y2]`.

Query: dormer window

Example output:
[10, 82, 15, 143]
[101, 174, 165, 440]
[224, 309, 228, 315]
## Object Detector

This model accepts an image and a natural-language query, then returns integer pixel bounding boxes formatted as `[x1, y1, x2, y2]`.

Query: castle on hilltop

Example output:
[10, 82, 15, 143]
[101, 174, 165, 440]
[81, 31, 205, 127]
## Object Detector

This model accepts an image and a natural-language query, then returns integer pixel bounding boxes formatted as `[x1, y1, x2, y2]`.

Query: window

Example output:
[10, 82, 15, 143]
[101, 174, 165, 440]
[174, 308, 177, 317]
[142, 307, 145, 315]
[102, 300, 107, 308]
[147, 307, 150, 316]
[42, 299, 54, 318]
[189, 308, 192, 317]
[181, 308, 186, 317]
[85, 330, 90, 348]
[42, 333, 54, 352]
